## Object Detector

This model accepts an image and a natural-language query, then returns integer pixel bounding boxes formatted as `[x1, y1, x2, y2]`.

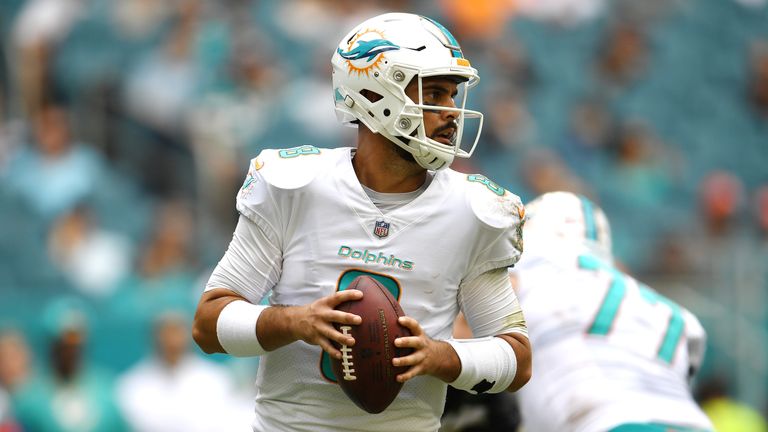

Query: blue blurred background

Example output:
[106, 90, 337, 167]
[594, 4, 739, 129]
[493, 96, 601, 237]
[0, 0, 766, 431]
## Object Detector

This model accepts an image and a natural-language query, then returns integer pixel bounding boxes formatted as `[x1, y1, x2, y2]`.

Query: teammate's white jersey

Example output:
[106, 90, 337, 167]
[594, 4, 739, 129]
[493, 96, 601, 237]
[228, 146, 525, 432]
[514, 247, 713, 432]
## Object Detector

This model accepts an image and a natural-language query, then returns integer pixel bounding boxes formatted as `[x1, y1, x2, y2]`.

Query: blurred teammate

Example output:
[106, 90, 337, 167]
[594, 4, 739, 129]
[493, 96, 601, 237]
[193, 12, 530, 432]
[512, 191, 714, 432]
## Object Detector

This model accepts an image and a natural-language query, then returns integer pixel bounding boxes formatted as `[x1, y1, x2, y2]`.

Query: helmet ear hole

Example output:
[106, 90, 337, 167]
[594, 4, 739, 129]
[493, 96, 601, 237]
[360, 90, 383, 103]
[383, 109, 390, 117]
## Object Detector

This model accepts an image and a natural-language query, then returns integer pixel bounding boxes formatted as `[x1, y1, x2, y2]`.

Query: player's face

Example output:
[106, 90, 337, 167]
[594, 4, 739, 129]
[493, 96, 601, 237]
[405, 77, 460, 147]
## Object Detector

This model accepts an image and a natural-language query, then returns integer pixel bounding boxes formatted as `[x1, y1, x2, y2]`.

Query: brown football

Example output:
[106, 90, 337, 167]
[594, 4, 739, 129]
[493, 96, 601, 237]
[331, 274, 413, 414]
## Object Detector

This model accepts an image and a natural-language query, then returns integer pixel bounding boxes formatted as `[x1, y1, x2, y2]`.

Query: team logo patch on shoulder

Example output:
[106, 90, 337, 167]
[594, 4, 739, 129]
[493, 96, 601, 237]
[373, 220, 390, 238]
[239, 172, 259, 199]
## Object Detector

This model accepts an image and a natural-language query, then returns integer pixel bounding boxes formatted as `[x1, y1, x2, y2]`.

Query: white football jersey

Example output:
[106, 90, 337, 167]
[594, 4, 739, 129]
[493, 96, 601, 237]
[233, 146, 524, 432]
[513, 247, 713, 432]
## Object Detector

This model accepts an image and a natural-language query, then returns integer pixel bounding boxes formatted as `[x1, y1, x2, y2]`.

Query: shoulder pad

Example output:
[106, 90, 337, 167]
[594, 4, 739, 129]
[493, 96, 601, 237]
[455, 173, 525, 279]
[250, 145, 330, 190]
[465, 174, 525, 230]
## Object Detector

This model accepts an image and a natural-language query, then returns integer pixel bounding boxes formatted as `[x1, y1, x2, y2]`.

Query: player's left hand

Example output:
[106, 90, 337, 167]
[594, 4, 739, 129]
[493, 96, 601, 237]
[392, 316, 461, 384]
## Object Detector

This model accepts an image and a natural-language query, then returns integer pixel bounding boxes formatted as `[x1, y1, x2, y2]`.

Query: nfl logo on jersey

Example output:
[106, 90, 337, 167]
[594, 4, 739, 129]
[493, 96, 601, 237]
[373, 220, 390, 238]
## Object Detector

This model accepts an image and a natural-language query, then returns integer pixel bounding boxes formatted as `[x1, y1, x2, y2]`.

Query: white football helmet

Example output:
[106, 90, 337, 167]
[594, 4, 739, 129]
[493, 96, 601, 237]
[523, 191, 613, 262]
[331, 13, 483, 170]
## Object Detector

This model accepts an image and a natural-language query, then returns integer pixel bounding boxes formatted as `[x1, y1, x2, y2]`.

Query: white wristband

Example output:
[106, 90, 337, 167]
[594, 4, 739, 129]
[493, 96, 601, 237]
[216, 300, 268, 357]
[447, 336, 517, 394]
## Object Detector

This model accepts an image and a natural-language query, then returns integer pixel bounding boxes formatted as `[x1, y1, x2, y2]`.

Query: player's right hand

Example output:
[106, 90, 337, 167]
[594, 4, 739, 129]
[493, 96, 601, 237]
[293, 289, 363, 359]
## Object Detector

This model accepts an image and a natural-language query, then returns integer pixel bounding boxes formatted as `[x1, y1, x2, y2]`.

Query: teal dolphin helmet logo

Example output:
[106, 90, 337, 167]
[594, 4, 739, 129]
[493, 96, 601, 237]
[337, 38, 400, 61]
[337, 29, 400, 76]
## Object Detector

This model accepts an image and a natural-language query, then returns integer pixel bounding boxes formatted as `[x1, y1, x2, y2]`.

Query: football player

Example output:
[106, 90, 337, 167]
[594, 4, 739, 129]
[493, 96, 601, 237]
[192, 13, 531, 432]
[512, 191, 714, 432]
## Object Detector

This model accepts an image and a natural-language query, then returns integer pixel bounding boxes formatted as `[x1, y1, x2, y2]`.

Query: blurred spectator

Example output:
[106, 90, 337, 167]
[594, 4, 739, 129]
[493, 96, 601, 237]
[110, 0, 174, 43]
[47, 204, 134, 299]
[613, 0, 680, 25]
[0, 117, 25, 174]
[755, 185, 768, 240]
[101, 199, 199, 370]
[0, 391, 18, 432]
[187, 29, 284, 249]
[481, 85, 536, 153]
[116, 310, 251, 432]
[108, 199, 200, 326]
[644, 231, 694, 277]
[121, 0, 204, 137]
[697, 376, 768, 432]
[11, 297, 127, 431]
[734, 0, 768, 10]
[10, 0, 84, 116]
[136, 199, 197, 283]
[514, 0, 606, 28]
[660, 171, 750, 283]
[0, 329, 31, 432]
[558, 96, 614, 178]
[119, 0, 234, 199]
[519, 148, 589, 199]
[747, 40, 768, 119]
[751, 185, 768, 389]
[481, 36, 536, 92]
[273, 0, 344, 50]
[604, 120, 678, 209]
[595, 22, 649, 93]
[697, 171, 746, 239]
[0, 330, 31, 395]
[273, 0, 383, 55]
[1, 103, 107, 223]
[669, 172, 767, 410]
[280, 54, 350, 147]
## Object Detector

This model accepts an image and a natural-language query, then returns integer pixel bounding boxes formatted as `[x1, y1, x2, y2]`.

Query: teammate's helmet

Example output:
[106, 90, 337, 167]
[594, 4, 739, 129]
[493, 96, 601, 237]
[523, 191, 613, 262]
[331, 13, 483, 171]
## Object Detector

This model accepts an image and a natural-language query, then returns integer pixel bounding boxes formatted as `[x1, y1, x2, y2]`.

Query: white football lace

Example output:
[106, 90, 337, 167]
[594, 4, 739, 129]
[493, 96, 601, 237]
[339, 326, 357, 381]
